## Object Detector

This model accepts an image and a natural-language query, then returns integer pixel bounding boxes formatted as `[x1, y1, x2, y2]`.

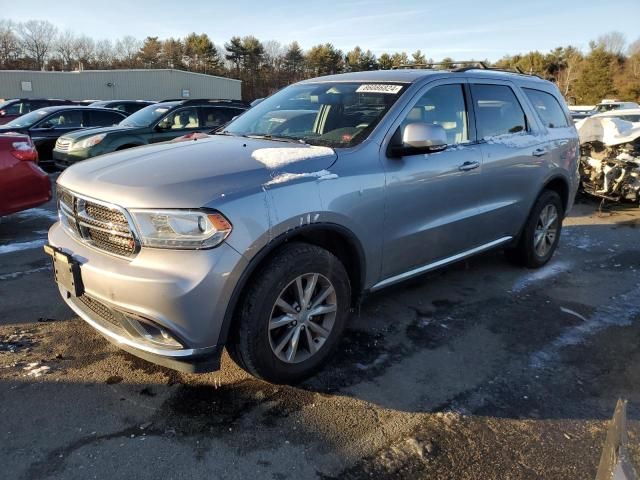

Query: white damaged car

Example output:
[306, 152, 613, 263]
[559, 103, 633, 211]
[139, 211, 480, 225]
[577, 109, 640, 204]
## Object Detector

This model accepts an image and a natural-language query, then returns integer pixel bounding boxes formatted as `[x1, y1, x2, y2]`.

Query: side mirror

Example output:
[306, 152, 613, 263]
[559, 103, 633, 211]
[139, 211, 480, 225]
[389, 122, 448, 157]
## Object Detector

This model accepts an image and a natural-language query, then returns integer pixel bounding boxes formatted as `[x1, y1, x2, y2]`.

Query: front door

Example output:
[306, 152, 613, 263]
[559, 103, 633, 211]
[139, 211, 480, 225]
[379, 81, 489, 282]
[151, 107, 204, 143]
[30, 109, 85, 160]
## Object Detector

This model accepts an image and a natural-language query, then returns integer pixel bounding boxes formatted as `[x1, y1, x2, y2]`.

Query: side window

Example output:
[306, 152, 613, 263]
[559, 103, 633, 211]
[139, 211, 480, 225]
[88, 110, 124, 126]
[523, 88, 569, 128]
[157, 108, 200, 130]
[470, 84, 527, 138]
[3, 102, 22, 115]
[400, 84, 469, 145]
[30, 101, 49, 111]
[40, 110, 83, 128]
[125, 103, 145, 114]
[202, 107, 238, 128]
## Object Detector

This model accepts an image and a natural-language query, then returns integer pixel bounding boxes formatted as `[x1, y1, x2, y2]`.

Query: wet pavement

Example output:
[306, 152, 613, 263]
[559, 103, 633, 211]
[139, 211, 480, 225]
[1, 183, 639, 479]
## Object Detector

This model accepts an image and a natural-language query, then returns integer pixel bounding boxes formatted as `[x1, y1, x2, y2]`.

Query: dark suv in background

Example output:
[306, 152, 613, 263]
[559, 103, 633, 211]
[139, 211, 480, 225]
[89, 100, 156, 115]
[53, 98, 249, 168]
[0, 106, 127, 168]
[0, 98, 76, 125]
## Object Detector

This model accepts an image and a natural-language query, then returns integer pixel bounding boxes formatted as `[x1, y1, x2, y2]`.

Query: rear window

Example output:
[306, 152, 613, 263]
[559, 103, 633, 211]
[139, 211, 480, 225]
[470, 84, 527, 138]
[523, 88, 569, 128]
[88, 110, 125, 126]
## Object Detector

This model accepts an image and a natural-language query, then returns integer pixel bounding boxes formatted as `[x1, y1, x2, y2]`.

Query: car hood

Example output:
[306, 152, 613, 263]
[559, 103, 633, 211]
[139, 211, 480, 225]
[57, 135, 337, 208]
[577, 116, 640, 146]
[60, 124, 144, 140]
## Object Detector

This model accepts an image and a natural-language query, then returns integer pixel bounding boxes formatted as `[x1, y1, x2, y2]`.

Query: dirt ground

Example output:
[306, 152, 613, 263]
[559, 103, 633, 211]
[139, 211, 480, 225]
[1, 188, 639, 480]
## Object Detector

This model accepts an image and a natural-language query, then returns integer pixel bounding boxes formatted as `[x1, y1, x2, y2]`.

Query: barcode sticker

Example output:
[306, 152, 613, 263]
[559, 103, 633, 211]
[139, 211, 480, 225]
[356, 84, 403, 94]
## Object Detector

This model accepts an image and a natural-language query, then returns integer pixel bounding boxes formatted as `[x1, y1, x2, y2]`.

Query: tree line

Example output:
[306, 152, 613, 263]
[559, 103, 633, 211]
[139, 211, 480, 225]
[1, 19, 639, 104]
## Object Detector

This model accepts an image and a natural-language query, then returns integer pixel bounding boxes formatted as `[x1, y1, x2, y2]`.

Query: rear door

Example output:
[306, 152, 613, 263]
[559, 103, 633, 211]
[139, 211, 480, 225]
[467, 81, 548, 239]
[200, 106, 244, 131]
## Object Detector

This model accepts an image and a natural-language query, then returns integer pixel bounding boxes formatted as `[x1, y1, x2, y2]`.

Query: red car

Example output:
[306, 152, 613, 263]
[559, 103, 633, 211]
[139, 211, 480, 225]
[0, 133, 51, 216]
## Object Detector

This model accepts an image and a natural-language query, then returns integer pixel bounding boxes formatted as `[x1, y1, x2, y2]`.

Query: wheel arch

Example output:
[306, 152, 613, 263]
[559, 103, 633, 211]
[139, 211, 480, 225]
[541, 175, 570, 215]
[218, 223, 366, 346]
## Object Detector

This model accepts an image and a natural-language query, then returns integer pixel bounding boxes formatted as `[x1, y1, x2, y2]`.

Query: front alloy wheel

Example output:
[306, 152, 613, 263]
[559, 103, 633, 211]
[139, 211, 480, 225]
[228, 242, 351, 384]
[269, 273, 337, 364]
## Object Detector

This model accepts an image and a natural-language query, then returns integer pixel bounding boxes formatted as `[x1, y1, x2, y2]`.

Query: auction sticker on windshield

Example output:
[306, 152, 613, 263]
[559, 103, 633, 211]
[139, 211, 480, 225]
[355, 84, 403, 94]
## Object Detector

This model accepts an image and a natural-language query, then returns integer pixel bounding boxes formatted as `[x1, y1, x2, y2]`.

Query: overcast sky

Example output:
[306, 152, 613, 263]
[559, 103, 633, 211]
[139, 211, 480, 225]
[3, 0, 639, 60]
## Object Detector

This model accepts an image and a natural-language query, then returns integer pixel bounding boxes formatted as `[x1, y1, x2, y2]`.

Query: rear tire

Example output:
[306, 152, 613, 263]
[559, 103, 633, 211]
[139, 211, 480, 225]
[227, 242, 351, 384]
[505, 190, 564, 268]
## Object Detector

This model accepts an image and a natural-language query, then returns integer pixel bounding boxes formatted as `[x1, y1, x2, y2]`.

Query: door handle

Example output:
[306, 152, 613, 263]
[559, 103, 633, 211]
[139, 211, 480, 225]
[458, 161, 480, 172]
[532, 147, 548, 157]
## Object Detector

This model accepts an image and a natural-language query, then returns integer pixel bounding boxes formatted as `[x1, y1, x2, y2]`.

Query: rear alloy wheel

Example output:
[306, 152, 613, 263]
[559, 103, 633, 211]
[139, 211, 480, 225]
[228, 243, 350, 384]
[505, 190, 564, 268]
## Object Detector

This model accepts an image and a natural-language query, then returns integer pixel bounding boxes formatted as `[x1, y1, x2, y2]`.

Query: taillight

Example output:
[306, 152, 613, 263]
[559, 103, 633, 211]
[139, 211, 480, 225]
[10, 141, 39, 162]
[0, 110, 5, 116]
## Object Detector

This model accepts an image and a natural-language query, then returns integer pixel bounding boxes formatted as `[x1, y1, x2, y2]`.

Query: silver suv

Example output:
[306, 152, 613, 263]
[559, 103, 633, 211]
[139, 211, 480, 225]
[46, 68, 579, 383]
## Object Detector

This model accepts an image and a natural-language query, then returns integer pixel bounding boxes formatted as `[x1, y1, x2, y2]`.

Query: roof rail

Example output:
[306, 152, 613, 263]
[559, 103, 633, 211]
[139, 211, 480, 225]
[392, 61, 488, 70]
[159, 98, 249, 107]
[392, 61, 541, 77]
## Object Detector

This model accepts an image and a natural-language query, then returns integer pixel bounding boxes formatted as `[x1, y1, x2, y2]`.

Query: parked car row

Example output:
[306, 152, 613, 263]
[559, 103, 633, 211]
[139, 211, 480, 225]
[0, 97, 249, 218]
[0, 98, 155, 125]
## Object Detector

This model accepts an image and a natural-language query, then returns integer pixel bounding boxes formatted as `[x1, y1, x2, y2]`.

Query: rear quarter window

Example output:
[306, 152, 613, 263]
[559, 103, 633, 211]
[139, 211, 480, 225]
[470, 84, 527, 138]
[523, 88, 569, 128]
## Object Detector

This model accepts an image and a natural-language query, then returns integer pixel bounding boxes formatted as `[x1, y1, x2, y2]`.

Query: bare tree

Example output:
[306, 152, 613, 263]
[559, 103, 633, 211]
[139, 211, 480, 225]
[73, 35, 95, 69]
[597, 31, 626, 56]
[17, 19, 57, 69]
[115, 35, 141, 68]
[56, 30, 76, 70]
[94, 39, 115, 69]
[0, 20, 20, 68]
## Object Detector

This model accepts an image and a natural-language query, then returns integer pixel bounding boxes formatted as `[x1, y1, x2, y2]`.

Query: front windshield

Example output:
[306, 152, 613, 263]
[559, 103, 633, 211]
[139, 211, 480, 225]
[224, 82, 407, 148]
[120, 103, 175, 127]
[3, 109, 51, 128]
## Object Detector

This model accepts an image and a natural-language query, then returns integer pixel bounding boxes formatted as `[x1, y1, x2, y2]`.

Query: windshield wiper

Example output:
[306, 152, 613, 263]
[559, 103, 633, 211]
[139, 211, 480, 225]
[243, 133, 306, 144]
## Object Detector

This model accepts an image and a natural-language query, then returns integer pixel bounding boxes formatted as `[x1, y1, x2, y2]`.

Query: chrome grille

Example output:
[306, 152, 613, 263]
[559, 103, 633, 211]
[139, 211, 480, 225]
[57, 186, 139, 258]
[55, 138, 72, 152]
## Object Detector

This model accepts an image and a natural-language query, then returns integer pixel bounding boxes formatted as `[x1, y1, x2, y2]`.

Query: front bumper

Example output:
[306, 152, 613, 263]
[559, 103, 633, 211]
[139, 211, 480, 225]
[52, 147, 94, 169]
[48, 222, 247, 372]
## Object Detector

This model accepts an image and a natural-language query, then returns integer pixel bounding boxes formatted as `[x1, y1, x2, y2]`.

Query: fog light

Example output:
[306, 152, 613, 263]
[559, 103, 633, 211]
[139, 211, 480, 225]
[123, 314, 183, 349]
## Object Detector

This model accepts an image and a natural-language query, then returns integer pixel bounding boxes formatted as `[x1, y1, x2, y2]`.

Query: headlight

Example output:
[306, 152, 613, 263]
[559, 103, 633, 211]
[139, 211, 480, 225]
[72, 134, 106, 150]
[129, 209, 232, 249]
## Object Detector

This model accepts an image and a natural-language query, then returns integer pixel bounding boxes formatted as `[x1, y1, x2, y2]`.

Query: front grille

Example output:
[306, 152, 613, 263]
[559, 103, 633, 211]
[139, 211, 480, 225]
[55, 138, 72, 152]
[77, 295, 122, 329]
[57, 186, 139, 258]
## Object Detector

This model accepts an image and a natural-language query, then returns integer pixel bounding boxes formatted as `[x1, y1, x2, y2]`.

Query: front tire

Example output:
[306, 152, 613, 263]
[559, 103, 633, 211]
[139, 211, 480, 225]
[228, 242, 351, 384]
[506, 190, 564, 268]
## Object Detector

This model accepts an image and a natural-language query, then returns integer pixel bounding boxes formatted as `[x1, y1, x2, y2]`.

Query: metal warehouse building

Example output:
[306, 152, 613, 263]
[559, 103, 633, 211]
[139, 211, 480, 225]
[0, 69, 242, 101]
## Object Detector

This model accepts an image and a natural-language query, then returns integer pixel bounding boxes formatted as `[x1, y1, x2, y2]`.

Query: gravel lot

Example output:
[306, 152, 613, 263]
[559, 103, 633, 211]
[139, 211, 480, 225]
[1, 181, 639, 479]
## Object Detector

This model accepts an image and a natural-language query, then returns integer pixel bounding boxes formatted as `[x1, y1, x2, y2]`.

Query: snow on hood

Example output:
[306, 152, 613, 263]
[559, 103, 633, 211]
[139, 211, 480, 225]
[577, 116, 640, 146]
[251, 146, 335, 169]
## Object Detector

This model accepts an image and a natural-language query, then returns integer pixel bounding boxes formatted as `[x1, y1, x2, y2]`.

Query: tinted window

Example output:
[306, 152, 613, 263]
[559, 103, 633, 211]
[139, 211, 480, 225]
[4, 101, 24, 115]
[523, 89, 569, 128]
[39, 110, 83, 128]
[121, 103, 177, 127]
[157, 107, 200, 130]
[125, 103, 148, 114]
[401, 84, 469, 145]
[471, 84, 527, 138]
[88, 110, 125, 126]
[202, 107, 241, 128]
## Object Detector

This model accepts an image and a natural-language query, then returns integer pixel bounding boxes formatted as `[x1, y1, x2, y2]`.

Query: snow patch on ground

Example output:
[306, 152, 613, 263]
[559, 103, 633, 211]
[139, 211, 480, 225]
[264, 170, 338, 186]
[484, 132, 542, 148]
[530, 284, 640, 368]
[0, 265, 51, 281]
[251, 146, 334, 169]
[0, 239, 46, 255]
[510, 260, 571, 293]
[14, 208, 58, 222]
